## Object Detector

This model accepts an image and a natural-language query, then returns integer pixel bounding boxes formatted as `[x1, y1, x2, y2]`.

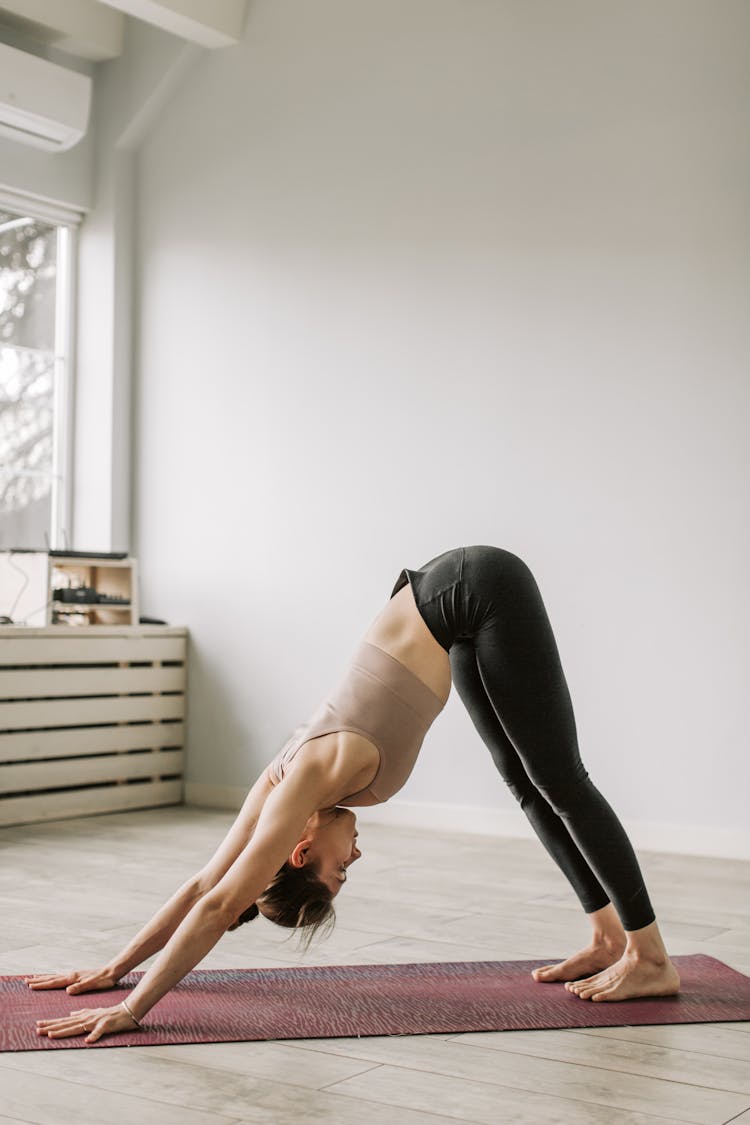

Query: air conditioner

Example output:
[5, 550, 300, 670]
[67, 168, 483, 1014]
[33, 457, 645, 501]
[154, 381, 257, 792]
[0, 42, 91, 152]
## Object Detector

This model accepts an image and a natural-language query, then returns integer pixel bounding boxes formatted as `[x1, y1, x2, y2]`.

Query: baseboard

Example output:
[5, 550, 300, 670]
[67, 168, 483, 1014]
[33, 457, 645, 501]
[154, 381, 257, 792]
[183, 783, 750, 862]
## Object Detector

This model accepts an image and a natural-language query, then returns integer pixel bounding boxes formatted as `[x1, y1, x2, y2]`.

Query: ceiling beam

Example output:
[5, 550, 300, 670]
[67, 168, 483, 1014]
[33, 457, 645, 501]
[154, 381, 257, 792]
[0, 0, 124, 60]
[97, 0, 247, 48]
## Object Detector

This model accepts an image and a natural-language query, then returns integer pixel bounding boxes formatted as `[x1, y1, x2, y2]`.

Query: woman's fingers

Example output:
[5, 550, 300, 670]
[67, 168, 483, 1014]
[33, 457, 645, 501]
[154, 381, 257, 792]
[85, 1019, 105, 1044]
[24, 970, 112, 994]
[25, 974, 74, 989]
[37, 1008, 93, 1024]
[35, 1004, 134, 1044]
[36, 1021, 83, 1036]
[36, 1014, 91, 1026]
[36, 1010, 96, 1038]
[67, 977, 101, 993]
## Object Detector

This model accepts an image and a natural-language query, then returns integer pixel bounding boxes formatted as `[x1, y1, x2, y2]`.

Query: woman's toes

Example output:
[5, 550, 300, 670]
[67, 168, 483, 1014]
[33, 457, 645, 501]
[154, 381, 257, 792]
[531, 945, 626, 986]
[532, 965, 562, 981]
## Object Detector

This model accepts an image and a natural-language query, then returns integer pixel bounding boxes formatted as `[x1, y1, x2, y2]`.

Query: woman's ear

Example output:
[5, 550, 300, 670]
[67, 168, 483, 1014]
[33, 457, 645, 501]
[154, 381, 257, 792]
[289, 837, 313, 868]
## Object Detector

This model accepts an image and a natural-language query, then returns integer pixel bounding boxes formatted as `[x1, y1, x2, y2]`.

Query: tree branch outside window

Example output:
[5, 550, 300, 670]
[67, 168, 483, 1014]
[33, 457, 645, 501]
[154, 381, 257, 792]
[0, 209, 68, 550]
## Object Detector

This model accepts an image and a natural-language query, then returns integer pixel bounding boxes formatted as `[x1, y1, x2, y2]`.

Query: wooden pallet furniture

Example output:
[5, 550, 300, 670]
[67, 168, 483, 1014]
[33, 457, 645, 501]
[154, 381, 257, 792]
[0, 625, 187, 827]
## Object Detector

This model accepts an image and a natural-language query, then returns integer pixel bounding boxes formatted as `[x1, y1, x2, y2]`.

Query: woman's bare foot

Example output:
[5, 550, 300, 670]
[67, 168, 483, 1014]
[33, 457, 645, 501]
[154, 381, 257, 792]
[565, 952, 680, 1001]
[565, 918, 680, 1001]
[532, 903, 626, 983]
[532, 938, 626, 983]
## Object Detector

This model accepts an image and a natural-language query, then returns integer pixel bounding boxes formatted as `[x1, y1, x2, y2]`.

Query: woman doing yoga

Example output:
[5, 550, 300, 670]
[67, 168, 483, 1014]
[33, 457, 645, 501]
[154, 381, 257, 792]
[29, 546, 679, 1043]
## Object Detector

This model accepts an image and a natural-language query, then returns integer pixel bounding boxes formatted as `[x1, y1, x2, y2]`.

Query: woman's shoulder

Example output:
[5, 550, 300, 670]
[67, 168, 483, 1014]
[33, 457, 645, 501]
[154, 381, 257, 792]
[276, 730, 380, 796]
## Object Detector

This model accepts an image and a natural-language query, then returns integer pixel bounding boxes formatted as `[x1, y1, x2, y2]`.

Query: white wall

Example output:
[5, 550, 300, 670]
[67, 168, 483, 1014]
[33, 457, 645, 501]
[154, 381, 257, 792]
[73, 18, 197, 553]
[0, 27, 94, 210]
[0, 17, 192, 554]
[0, 133, 92, 214]
[130, 0, 750, 857]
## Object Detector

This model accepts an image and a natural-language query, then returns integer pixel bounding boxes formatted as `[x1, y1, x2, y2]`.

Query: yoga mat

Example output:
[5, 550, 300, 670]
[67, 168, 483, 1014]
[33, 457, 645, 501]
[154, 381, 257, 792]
[2, 954, 748, 1052]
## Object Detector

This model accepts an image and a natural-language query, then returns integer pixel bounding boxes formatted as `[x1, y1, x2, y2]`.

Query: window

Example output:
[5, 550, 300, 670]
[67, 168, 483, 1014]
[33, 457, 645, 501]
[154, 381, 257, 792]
[0, 205, 75, 551]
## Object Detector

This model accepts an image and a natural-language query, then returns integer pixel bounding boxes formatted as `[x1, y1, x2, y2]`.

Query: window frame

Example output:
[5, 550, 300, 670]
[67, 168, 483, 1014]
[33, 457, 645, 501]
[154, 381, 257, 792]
[50, 222, 76, 550]
[0, 188, 82, 550]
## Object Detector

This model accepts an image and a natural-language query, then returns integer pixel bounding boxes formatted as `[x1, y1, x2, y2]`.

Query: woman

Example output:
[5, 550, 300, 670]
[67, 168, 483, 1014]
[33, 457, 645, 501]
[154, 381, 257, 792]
[29, 545, 679, 1043]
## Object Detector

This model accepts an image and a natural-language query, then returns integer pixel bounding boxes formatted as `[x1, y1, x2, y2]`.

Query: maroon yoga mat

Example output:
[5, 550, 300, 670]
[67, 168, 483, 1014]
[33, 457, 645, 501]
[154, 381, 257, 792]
[2, 954, 749, 1052]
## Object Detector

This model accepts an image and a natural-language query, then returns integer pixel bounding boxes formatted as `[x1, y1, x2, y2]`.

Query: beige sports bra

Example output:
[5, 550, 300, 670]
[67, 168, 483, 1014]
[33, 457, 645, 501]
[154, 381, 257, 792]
[269, 641, 446, 805]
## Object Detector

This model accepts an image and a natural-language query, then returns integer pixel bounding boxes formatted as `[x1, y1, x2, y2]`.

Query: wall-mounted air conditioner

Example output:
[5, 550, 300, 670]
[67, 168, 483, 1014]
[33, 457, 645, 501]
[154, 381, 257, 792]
[0, 42, 92, 152]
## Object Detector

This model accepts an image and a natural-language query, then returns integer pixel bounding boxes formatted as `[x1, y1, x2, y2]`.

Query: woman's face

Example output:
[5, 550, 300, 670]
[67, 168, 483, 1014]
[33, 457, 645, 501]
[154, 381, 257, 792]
[301, 807, 362, 895]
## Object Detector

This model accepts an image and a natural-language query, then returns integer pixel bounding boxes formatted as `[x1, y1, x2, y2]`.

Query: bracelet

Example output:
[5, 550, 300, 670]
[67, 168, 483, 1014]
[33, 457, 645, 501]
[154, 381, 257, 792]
[120, 998, 144, 1029]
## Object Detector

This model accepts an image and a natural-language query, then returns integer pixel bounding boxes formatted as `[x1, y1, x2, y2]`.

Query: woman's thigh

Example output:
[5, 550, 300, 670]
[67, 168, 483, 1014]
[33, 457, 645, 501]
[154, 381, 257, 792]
[449, 638, 533, 799]
[462, 550, 584, 785]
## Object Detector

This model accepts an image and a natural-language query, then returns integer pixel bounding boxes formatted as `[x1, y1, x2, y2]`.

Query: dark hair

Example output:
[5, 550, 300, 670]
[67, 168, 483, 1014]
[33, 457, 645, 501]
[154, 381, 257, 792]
[232, 862, 335, 949]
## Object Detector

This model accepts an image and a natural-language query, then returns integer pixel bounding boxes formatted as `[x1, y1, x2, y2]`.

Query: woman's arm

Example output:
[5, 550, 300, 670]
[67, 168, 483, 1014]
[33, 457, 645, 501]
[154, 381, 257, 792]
[121, 763, 328, 1023]
[25, 875, 207, 995]
[104, 876, 205, 980]
[27, 769, 277, 995]
[34, 761, 330, 1042]
[112, 768, 279, 976]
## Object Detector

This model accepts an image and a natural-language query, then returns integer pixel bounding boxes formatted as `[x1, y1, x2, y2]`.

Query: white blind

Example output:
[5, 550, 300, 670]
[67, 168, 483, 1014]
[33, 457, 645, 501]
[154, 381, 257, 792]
[0, 185, 84, 227]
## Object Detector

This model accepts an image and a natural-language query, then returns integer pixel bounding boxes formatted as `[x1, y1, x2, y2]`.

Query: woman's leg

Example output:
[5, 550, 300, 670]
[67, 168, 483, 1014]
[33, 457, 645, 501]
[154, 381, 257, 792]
[458, 548, 679, 1000]
[450, 639, 628, 981]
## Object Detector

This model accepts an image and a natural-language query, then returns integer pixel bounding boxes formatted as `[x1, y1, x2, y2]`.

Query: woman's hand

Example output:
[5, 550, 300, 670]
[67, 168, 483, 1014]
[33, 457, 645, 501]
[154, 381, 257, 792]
[35, 1002, 140, 1045]
[23, 967, 120, 995]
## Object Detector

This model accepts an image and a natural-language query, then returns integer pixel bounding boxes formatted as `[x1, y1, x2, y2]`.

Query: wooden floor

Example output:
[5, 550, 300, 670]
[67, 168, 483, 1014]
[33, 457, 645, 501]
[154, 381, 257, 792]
[2, 805, 750, 1124]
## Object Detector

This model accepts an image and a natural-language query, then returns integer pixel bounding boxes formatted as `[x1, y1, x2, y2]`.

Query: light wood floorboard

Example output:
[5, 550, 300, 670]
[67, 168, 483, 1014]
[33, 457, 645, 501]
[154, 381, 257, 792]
[1, 805, 749, 1125]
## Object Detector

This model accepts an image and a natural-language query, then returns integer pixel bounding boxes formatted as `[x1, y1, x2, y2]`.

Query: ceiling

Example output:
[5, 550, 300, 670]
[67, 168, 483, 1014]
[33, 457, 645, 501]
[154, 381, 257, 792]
[0, 0, 247, 61]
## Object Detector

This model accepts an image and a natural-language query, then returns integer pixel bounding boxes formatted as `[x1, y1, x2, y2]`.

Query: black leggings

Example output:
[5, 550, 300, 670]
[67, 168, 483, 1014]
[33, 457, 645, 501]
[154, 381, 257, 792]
[395, 545, 655, 932]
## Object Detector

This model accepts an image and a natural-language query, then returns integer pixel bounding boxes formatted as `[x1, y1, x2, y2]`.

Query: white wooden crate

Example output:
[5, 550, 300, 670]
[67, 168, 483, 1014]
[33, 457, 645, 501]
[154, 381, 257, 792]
[0, 626, 187, 827]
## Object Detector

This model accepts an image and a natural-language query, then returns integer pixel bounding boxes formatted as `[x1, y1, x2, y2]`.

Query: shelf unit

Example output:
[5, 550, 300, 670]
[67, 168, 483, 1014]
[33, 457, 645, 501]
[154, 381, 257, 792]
[49, 556, 139, 626]
[0, 625, 187, 827]
[0, 552, 140, 628]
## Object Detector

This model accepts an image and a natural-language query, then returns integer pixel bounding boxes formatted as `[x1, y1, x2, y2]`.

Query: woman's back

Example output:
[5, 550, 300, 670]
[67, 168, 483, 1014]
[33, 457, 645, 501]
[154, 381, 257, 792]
[363, 581, 452, 704]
